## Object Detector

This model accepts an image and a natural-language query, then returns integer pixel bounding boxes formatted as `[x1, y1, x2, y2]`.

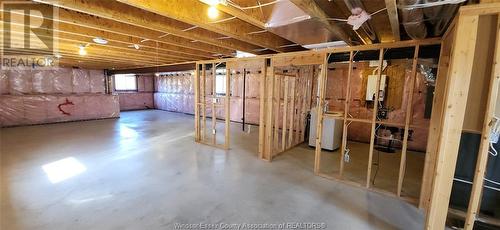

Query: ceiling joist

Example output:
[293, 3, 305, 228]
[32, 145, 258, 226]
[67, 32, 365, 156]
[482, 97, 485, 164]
[33, 0, 266, 54]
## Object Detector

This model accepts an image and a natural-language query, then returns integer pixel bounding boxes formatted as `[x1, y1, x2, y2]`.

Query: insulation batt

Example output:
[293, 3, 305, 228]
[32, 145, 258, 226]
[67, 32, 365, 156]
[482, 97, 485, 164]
[0, 94, 119, 127]
[0, 67, 117, 127]
[117, 75, 154, 111]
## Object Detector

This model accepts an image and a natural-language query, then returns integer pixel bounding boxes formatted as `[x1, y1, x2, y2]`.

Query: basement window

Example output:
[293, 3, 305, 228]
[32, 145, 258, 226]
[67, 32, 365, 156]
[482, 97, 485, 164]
[114, 74, 137, 91]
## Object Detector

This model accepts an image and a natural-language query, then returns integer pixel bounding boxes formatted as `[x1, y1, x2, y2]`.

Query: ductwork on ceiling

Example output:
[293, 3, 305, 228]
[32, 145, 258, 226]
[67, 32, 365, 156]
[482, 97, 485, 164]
[399, 0, 465, 40]
[343, 0, 378, 43]
[264, 0, 342, 47]
[265, 0, 464, 48]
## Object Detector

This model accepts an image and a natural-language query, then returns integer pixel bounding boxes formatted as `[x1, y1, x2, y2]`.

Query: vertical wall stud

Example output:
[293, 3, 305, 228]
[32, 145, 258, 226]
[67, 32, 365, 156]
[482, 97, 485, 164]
[366, 49, 384, 188]
[397, 45, 420, 196]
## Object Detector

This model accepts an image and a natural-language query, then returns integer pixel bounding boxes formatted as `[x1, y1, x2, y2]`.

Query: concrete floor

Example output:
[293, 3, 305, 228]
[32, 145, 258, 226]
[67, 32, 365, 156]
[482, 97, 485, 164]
[1, 110, 426, 229]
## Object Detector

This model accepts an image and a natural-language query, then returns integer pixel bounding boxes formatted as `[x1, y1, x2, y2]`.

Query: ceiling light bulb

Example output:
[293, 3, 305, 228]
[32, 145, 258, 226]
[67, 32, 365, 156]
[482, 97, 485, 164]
[133, 44, 140, 49]
[207, 6, 219, 19]
[78, 46, 87, 56]
[201, 0, 221, 6]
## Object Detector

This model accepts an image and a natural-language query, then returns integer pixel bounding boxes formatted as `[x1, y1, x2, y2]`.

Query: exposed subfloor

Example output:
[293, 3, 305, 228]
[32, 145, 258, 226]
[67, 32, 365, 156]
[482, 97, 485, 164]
[1, 110, 426, 230]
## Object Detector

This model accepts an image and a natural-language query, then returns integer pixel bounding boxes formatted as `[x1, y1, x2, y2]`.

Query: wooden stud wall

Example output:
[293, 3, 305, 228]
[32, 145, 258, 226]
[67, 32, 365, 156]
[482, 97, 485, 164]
[194, 62, 231, 149]
[192, 4, 500, 229]
[194, 36, 463, 227]
[423, 3, 500, 230]
[262, 59, 320, 161]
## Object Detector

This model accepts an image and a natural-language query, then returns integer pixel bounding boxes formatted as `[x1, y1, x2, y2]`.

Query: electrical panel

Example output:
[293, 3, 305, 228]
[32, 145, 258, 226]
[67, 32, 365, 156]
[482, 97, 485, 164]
[366, 75, 387, 101]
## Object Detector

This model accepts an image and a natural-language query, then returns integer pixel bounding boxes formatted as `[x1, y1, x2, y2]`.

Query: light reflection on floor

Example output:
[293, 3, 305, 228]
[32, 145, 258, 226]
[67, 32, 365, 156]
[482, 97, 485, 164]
[42, 157, 87, 184]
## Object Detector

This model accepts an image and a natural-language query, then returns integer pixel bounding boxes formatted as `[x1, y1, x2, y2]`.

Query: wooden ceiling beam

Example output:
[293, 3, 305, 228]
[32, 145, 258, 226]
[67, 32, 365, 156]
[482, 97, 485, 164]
[109, 62, 195, 75]
[1, 4, 229, 57]
[5, 38, 182, 66]
[6, 48, 177, 67]
[289, 0, 355, 45]
[5, 33, 184, 64]
[215, 4, 266, 29]
[54, 7, 233, 56]
[7, 49, 166, 69]
[115, 0, 294, 52]
[384, 0, 401, 41]
[5, 26, 202, 61]
[33, 0, 263, 54]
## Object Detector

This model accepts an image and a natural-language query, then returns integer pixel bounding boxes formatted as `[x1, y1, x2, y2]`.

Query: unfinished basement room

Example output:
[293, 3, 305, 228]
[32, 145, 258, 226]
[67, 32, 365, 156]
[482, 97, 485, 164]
[1, 0, 500, 229]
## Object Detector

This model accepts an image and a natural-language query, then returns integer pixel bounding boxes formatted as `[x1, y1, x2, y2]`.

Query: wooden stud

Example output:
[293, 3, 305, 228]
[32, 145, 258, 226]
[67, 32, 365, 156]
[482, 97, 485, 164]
[417, 36, 452, 204]
[265, 61, 276, 161]
[225, 63, 231, 149]
[425, 14, 480, 229]
[366, 49, 384, 188]
[273, 74, 282, 157]
[281, 77, 290, 151]
[464, 14, 500, 230]
[288, 76, 296, 148]
[194, 63, 200, 141]
[212, 63, 217, 145]
[397, 46, 420, 196]
[202, 64, 207, 141]
[296, 69, 307, 143]
[339, 51, 354, 177]
[314, 54, 328, 174]
[258, 60, 267, 158]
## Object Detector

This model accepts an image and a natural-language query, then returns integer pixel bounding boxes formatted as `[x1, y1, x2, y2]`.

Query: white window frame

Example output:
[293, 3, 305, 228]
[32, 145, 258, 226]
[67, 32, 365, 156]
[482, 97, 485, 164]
[114, 74, 138, 91]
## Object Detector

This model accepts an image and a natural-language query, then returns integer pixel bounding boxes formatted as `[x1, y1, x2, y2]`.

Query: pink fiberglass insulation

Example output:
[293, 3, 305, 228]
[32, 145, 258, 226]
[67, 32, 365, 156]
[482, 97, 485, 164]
[8, 68, 33, 95]
[32, 70, 55, 93]
[53, 68, 74, 94]
[143, 76, 154, 92]
[0, 94, 119, 127]
[72, 68, 91, 93]
[89, 70, 106, 93]
[119, 93, 154, 111]
[245, 98, 260, 124]
[246, 74, 260, 98]
[3, 67, 106, 95]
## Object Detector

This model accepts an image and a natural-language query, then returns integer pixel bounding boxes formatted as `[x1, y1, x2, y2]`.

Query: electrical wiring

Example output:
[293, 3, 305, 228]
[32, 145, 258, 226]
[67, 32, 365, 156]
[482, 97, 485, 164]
[208, 16, 237, 24]
[454, 178, 500, 192]
[326, 8, 387, 23]
[398, 0, 466, 10]
[227, 0, 281, 10]
[485, 178, 500, 187]
[490, 142, 498, 156]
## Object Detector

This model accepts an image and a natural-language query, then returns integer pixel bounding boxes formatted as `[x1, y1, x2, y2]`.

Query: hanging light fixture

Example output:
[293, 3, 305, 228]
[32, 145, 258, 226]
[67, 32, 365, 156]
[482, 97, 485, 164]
[78, 44, 87, 56]
[200, 0, 226, 6]
[207, 6, 219, 19]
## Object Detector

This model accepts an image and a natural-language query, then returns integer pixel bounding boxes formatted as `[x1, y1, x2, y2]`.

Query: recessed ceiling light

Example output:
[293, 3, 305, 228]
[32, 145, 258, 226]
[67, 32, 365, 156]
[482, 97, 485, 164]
[92, 37, 108, 45]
